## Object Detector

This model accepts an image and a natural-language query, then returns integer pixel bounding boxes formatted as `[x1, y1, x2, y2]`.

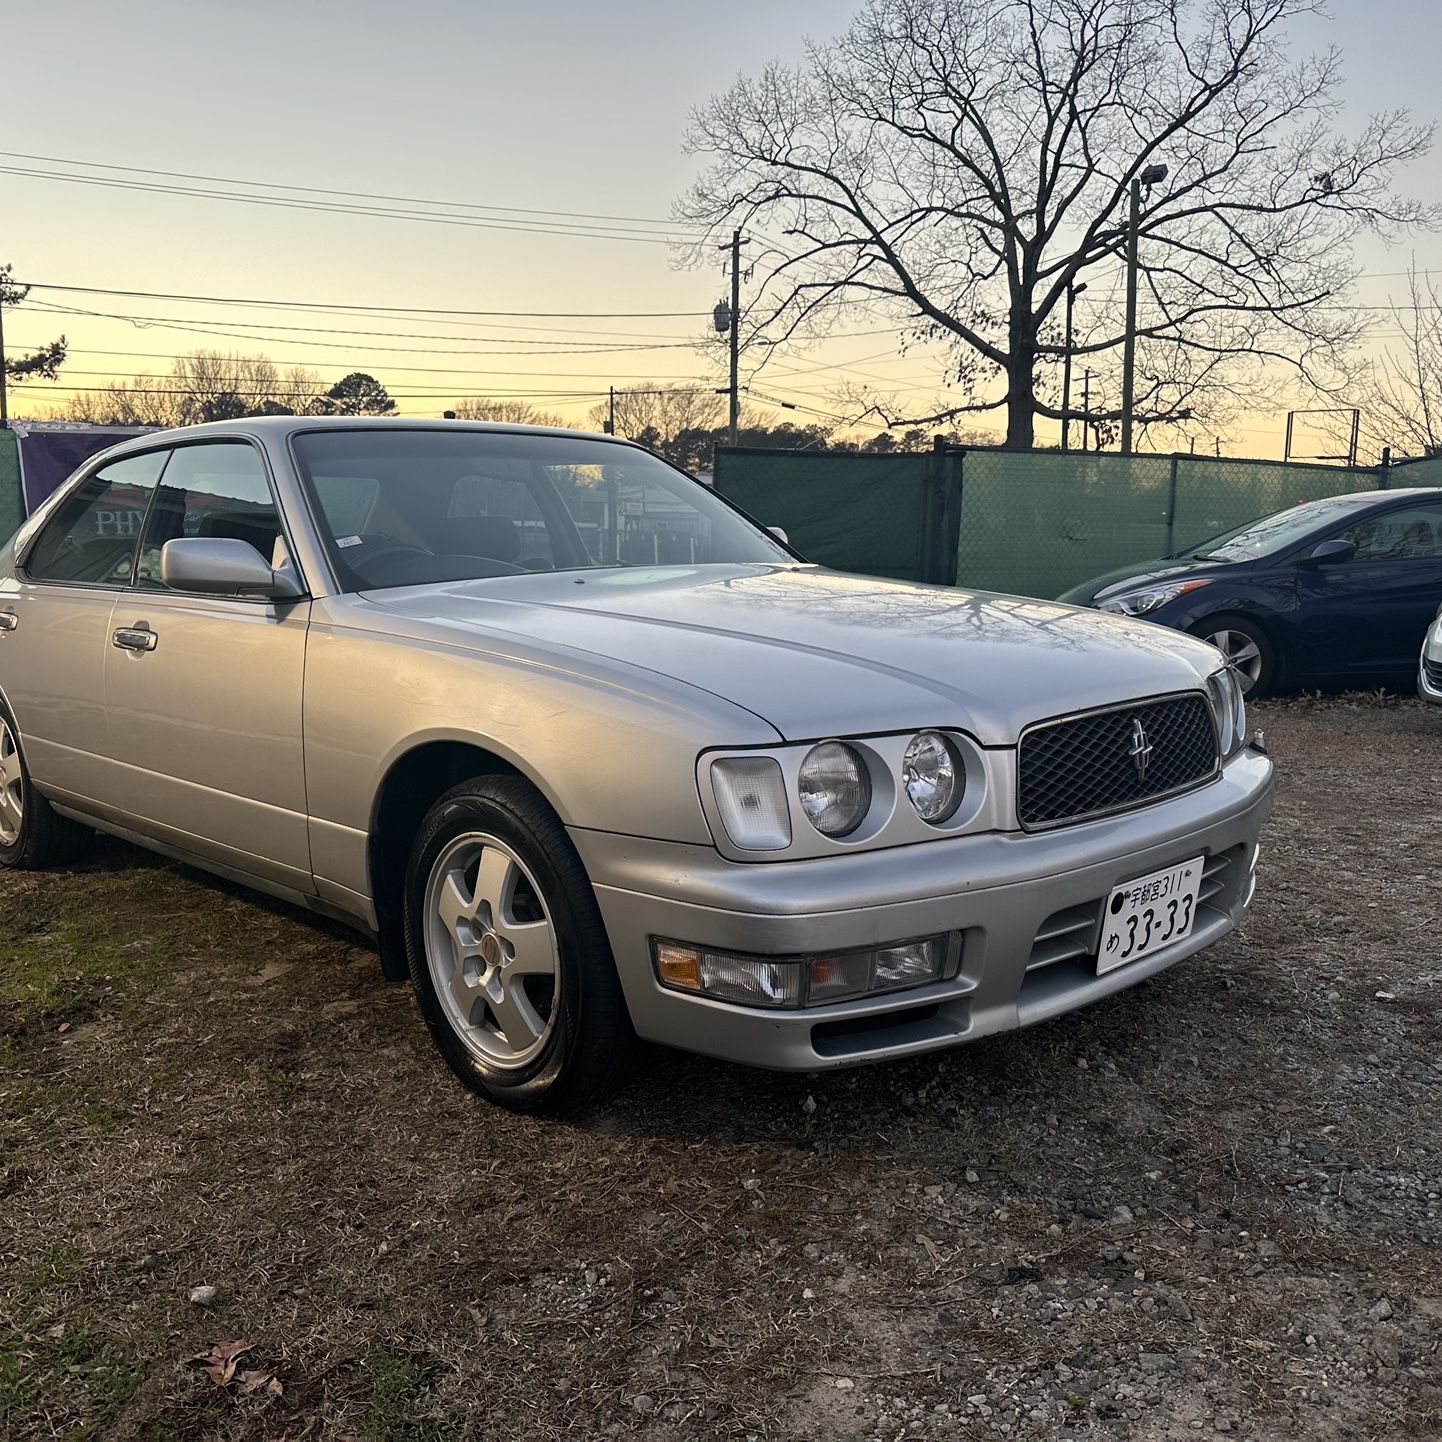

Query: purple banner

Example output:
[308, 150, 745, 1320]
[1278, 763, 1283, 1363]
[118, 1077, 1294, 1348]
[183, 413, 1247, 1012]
[15, 425, 152, 514]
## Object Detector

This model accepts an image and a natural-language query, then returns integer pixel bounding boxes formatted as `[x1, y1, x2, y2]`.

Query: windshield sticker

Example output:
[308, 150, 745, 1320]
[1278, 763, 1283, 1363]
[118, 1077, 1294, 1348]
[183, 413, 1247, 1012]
[336, 535, 363, 549]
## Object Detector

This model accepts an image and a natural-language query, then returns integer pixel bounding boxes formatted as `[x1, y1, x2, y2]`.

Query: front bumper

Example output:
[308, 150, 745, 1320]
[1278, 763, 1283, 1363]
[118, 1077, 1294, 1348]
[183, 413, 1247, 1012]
[571, 747, 1274, 1071]
[1418, 642, 1442, 704]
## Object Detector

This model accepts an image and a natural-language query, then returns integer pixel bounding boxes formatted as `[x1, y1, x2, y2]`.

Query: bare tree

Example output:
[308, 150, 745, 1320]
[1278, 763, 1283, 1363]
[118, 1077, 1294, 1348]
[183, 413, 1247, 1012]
[585, 384, 730, 449]
[449, 397, 571, 428]
[47, 353, 338, 426]
[679, 0, 1435, 448]
[1350, 265, 1442, 458]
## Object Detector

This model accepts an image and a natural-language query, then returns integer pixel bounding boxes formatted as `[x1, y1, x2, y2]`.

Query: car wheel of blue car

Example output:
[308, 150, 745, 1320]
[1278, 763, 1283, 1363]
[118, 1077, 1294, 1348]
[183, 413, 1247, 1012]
[1191, 613, 1277, 699]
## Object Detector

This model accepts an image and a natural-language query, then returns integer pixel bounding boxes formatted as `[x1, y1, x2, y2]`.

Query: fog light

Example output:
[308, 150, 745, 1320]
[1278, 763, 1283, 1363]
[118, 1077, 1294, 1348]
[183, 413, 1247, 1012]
[652, 935, 950, 1008]
[873, 937, 947, 989]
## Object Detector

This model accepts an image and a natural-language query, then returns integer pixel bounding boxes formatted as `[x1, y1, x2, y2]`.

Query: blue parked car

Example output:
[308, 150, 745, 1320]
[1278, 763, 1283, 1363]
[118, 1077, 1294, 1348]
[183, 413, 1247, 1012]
[1060, 488, 1442, 698]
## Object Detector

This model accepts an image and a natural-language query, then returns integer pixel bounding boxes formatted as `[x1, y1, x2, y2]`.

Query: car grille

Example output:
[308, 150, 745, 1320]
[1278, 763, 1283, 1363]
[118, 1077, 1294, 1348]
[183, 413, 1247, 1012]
[1017, 693, 1219, 830]
[1425, 656, 1442, 689]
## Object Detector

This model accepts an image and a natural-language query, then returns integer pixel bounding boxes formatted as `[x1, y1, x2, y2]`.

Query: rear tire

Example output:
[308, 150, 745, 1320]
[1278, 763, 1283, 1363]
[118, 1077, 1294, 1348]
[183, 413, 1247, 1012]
[403, 774, 636, 1114]
[1190, 613, 1278, 699]
[0, 699, 91, 870]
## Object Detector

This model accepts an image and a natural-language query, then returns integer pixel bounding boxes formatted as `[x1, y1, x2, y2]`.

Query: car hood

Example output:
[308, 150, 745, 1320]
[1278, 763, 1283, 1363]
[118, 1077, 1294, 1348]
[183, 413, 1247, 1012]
[1059, 555, 1244, 607]
[358, 564, 1224, 745]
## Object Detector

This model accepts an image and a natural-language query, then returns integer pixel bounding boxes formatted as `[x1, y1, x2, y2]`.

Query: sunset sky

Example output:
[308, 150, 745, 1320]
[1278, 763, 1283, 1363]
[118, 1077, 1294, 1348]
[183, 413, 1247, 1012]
[3, 0, 1440, 458]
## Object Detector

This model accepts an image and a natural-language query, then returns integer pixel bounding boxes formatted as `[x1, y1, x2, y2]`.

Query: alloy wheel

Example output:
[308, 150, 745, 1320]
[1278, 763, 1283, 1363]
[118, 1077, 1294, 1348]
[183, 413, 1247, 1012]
[422, 832, 561, 1069]
[1204, 627, 1264, 694]
[0, 718, 23, 847]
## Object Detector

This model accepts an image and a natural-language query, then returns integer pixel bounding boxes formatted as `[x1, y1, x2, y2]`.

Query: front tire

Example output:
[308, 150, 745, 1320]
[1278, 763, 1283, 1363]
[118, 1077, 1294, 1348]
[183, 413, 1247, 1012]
[0, 701, 90, 870]
[1191, 612, 1278, 699]
[403, 774, 636, 1114]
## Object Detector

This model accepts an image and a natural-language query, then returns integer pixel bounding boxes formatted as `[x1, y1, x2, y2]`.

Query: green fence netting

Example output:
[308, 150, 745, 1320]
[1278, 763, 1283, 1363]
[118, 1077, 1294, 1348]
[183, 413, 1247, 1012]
[1392, 455, 1442, 488]
[713, 448, 949, 583]
[0, 429, 22, 544]
[954, 451, 1175, 598]
[714, 444, 1398, 600]
[1170, 457, 1381, 553]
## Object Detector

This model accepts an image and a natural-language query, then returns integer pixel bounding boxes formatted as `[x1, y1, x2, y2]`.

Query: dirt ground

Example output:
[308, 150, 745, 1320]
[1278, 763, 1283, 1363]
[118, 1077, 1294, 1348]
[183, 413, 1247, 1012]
[2, 696, 1440, 1441]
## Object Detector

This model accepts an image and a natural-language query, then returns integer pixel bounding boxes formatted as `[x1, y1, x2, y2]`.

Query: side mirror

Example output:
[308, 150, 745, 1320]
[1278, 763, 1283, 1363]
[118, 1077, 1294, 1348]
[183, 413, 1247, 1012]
[161, 538, 304, 599]
[768, 526, 790, 545]
[1303, 539, 1356, 566]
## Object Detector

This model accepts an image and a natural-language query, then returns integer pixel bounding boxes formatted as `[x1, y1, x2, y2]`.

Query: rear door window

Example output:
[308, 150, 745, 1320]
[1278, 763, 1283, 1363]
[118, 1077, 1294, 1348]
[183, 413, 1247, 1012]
[24, 450, 170, 586]
[1336, 505, 1442, 560]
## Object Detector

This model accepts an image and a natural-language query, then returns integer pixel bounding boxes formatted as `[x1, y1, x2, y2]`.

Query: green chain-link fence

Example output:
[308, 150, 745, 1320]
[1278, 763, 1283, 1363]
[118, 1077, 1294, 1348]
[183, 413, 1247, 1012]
[714, 444, 1423, 600]
[0, 429, 22, 545]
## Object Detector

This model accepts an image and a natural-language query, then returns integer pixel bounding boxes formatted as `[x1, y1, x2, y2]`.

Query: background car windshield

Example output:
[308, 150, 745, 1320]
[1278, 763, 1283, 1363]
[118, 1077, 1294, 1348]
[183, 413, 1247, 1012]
[292, 429, 788, 591]
[1184, 494, 1387, 562]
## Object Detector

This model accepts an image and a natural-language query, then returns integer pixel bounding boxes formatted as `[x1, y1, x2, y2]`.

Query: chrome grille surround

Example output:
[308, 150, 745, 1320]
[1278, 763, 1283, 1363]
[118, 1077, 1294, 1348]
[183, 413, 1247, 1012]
[1017, 691, 1220, 832]
[1424, 656, 1442, 689]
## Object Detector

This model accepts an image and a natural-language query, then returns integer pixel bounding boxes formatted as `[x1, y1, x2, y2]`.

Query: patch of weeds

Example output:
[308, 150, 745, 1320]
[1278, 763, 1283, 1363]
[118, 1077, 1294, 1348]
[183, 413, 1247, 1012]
[0, 865, 177, 1043]
[361, 1350, 430, 1442]
[0, 1248, 143, 1440]
[0, 1036, 127, 1167]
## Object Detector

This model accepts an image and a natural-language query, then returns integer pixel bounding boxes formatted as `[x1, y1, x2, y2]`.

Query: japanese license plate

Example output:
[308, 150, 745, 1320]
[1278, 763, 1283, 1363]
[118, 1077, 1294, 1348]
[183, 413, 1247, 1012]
[1097, 856, 1203, 975]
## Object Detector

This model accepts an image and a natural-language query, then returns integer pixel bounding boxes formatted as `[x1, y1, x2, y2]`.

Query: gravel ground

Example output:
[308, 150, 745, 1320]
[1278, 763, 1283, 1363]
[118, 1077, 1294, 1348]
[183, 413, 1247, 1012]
[2, 695, 1440, 1440]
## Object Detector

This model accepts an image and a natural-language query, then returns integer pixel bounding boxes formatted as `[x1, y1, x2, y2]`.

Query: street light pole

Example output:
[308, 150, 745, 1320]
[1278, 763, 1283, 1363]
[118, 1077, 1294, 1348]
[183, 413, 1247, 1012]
[1121, 162, 1167, 456]
[1061, 280, 1087, 452]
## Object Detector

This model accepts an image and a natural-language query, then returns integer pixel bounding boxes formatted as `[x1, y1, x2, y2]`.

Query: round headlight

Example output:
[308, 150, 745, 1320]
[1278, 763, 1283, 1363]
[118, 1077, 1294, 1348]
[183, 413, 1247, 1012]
[797, 741, 871, 837]
[902, 731, 963, 823]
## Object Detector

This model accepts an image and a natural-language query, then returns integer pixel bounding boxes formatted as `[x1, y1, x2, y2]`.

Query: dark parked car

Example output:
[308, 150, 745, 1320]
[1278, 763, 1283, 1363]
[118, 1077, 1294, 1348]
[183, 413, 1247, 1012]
[1060, 488, 1442, 697]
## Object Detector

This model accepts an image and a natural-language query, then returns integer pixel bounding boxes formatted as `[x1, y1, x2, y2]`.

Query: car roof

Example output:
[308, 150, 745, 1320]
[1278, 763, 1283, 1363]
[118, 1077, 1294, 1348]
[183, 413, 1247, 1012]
[98, 415, 630, 447]
[75, 416, 644, 472]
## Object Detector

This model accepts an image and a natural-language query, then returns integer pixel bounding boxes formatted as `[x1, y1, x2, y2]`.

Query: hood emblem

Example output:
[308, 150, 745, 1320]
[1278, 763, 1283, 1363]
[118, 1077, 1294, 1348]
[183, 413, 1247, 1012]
[1128, 717, 1153, 782]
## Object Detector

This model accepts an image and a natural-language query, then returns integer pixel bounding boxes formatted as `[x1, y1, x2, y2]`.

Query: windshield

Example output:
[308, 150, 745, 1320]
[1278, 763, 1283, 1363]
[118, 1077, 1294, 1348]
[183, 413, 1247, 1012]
[1181, 493, 1382, 563]
[291, 428, 790, 591]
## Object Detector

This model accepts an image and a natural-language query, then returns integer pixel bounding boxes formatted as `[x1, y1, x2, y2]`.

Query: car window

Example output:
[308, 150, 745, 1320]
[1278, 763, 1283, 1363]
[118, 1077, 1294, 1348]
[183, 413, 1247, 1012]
[1334, 505, 1442, 561]
[24, 450, 170, 587]
[1184, 493, 1391, 563]
[290, 428, 788, 592]
[135, 442, 283, 589]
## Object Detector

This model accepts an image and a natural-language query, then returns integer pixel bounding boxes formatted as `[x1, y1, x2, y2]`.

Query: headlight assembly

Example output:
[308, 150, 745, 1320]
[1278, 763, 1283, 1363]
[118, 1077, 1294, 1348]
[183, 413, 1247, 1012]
[709, 755, 792, 851]
[902, 730, 963, 823]
[798, 741, 872, 837]
[1207, 669, 1247, 758]
[1097, 578, 1212, 617]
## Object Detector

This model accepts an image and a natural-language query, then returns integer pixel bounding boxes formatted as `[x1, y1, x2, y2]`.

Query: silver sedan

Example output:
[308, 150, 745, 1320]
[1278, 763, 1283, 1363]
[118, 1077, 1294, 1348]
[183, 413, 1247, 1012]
[0, 419, 1272, 1111]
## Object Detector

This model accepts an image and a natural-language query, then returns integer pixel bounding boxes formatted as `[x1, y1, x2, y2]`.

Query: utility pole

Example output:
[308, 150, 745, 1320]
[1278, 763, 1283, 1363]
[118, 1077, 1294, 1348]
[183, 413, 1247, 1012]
[1121, 163, 1168, 456]
[1061, 280, 1087, 452]
[605, 385, 616, 435]
[0, 286, 8, 427]
[726, 228, 742, 447]
[1081, 370, 1092, 453]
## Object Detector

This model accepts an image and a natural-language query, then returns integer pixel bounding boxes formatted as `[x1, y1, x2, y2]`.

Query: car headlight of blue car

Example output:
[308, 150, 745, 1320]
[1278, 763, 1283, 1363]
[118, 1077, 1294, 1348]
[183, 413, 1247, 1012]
[1097, 578, 1213, 616]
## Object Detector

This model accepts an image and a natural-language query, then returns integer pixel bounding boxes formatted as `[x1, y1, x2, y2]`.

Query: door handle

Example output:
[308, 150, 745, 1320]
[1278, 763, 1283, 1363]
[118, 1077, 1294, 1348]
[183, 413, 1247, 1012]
[0, 612, 16, 633]
[112, 624, 158, 653]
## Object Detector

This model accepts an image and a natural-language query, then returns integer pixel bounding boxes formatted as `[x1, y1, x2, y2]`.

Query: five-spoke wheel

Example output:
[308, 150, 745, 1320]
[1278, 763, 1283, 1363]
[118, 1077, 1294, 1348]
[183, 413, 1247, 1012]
[424, 833, 560, 1069]
[404, 774, 635, 1113]
[1193, 613, 1277, 699]
[0, 716, 24, 847]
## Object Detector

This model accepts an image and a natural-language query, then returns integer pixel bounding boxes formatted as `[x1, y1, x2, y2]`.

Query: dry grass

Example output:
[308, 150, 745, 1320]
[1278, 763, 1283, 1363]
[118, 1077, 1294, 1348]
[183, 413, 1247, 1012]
[2, 698, 1440, 1439]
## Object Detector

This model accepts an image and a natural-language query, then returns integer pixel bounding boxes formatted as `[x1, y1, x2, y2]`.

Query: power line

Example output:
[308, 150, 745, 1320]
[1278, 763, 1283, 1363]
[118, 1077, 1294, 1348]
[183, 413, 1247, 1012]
[0, 164, 694, 246]
[11, 279, 709, 321]
[20, 299, 701, 348]
[0, 150, 706, 231]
